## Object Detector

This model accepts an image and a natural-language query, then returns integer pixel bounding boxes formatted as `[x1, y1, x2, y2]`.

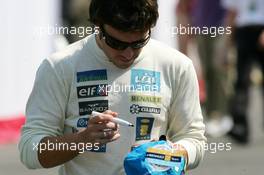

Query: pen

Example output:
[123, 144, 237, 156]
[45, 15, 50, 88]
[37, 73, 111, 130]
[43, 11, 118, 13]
[91, 111, 134, 127]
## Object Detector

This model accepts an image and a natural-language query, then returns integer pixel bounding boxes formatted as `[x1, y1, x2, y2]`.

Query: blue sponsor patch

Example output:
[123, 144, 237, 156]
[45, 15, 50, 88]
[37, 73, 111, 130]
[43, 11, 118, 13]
[77, 118, 88, 127]
[131, 69, 160, 92]
[135, 117, 154, 141]
[77, 69, 107, 82]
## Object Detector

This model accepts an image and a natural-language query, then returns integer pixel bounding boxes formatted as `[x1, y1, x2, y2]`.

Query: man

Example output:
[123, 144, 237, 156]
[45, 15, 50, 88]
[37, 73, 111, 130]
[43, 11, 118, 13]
[222, 0, 264, 144]
[177, 0, 233, 138]
[19, 0, 206, 174]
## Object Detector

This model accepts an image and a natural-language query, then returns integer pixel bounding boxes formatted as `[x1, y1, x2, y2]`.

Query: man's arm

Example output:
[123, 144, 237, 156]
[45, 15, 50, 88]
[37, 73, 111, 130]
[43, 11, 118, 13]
[167, 60, 206, 170]
[19, 59, 67, 169]
[37, 112, 120, 168]
[37, 134, 80, 168]
[18, 59, 120, 168]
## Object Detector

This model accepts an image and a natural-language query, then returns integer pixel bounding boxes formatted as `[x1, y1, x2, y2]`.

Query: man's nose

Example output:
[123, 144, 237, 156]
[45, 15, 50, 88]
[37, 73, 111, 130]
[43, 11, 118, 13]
[121, 47, 134, 60]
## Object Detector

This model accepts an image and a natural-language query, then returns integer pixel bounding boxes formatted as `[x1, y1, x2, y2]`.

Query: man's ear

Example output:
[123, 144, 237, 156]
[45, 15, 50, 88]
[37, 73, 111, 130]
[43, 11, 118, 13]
[93, 26, 100, 35]
[97, 26, 103, 40]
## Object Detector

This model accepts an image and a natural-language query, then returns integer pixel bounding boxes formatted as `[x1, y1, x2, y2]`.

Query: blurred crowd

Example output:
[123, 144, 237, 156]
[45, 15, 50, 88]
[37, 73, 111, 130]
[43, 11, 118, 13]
[177, 0, 264, 144]
[61, 0, 264, 145]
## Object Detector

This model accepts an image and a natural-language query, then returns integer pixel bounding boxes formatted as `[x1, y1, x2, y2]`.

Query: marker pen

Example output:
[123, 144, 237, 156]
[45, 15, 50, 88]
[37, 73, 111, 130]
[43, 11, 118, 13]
[91, 111, 134, 127]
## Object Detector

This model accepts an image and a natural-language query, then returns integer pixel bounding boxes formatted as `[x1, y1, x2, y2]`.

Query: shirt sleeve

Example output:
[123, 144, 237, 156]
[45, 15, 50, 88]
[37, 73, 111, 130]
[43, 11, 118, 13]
[18, 59, 67, 169]
[166, 60, 206, 170]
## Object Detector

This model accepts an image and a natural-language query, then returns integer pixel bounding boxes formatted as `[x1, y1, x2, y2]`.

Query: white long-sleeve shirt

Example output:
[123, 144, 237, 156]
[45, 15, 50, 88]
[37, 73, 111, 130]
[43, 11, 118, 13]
[19, 34, 206, 175]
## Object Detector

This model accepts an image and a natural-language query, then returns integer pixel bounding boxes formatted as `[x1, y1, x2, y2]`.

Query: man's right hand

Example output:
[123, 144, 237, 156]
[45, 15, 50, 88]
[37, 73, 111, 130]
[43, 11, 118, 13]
[38, 110, 120, 168]
[77, 110, 121, 145]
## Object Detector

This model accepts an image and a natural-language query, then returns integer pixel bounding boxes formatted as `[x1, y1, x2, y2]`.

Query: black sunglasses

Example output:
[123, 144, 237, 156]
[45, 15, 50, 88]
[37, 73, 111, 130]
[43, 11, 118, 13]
[100, 26, 151, 50]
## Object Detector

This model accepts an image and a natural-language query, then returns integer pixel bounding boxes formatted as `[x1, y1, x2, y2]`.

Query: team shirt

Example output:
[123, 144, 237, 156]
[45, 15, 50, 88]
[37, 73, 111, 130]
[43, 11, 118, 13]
[19, 34, 206, 175]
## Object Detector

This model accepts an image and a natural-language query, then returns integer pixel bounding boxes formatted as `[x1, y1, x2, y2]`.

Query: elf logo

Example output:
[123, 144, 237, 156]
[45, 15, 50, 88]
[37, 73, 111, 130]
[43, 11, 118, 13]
[77, 84, 108, 98]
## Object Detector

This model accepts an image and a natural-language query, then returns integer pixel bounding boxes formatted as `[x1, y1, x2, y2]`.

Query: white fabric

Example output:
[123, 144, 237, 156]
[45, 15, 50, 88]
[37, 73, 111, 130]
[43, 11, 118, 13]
[0, 0, 61, 117]
[19, 34, 206, 174]
[222, 0, 264, 26]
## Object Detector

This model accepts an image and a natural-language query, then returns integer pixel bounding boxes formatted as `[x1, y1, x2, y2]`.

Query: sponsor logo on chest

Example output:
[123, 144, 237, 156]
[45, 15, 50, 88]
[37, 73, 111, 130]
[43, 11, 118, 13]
[130, 104, 161, 114]
[78, 100, 108, 115]
[77, 69, 107, 82]
[130, 95, 162, 104]
[77, 84, 108, 98]
[131, 69, 161, 92]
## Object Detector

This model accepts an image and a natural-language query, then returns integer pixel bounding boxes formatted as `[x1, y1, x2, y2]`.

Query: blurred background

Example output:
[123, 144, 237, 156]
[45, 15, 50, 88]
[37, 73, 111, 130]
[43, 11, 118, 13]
[0, 0, 263, 174]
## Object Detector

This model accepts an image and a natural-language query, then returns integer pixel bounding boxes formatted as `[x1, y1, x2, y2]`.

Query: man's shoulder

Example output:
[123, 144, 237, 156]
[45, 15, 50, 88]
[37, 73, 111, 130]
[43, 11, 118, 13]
[48, 36, 91, 65]
[41, 35, 94, 77]
[147, 39, 192, 67]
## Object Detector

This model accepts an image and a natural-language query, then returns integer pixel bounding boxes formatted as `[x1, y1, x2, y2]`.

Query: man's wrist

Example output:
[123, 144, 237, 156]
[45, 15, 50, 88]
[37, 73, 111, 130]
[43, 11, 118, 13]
[171, 143, 189, 166]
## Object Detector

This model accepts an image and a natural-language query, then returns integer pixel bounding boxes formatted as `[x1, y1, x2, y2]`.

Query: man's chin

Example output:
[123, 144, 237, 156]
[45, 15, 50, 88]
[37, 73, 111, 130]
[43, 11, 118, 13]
[115, 63, 133, 69]
[111, 59, 135, 69]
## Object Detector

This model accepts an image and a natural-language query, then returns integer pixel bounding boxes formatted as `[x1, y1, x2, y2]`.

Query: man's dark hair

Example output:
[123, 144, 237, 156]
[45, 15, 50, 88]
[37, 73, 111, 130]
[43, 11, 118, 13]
[89, 0, 159, 32]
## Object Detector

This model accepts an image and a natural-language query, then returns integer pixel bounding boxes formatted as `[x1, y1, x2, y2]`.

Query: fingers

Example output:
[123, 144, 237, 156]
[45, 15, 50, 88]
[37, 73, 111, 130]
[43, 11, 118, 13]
[89, 113, 113, 123]
[92, 130, 119, 139]
[78, 110, 121, 145]
[89, 110, 118, 124]
[104, 110, 118, 117]
[89, 120, 118, 131]
[89, 130, 120, 145]
[97, 133, 121, 145]
[88, 110, 119, 131]
[98, 122, 118, 131]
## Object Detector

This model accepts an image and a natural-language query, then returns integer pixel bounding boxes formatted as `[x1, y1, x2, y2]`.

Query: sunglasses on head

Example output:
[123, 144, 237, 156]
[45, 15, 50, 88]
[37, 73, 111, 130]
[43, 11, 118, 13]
[100, 26, 151, 50]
